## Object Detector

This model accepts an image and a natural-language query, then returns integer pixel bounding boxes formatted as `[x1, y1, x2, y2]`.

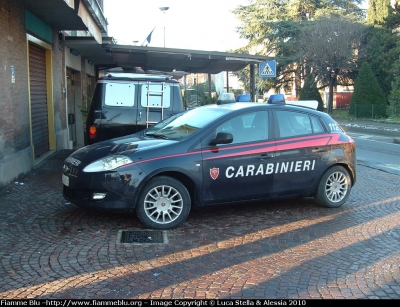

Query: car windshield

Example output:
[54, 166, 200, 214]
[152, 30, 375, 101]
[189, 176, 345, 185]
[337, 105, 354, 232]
[144, 111, 187, 135]
[145, 107, 228, 140]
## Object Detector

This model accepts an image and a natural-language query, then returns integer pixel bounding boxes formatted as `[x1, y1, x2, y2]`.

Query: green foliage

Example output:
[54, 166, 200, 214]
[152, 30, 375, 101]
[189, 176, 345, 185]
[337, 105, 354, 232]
[299, 74, 324, 111]
[197, 91, 218, 106]
[232, 0, 366, 96]
[185, 81, 217, 106]
[231, 0, 399, 113]
[349, 62, 387, 118]
[384, 1, 400, 28]
[367, 0, 391, 26]
[364, 26, 397, 99]
[386, 3, 400, 116]
[78, 96, 92, 119]
[232, 64, 273, 95]
[388, 43, 400, 116]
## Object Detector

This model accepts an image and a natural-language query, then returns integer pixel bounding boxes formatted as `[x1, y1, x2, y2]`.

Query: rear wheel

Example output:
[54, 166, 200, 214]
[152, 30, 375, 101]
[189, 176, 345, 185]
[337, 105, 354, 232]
[315, 166, 351, 208]
[136, 176, 191, 230]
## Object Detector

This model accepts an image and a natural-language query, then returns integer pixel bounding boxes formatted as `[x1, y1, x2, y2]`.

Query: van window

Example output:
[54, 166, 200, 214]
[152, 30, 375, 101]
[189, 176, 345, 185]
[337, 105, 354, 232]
[140, 83, 171, 108]
[105, 83, 135, 107]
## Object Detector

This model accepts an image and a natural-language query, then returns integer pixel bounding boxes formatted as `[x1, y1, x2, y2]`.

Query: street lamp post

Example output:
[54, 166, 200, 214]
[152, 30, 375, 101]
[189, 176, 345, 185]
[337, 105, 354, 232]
[159, 7, 169, 47]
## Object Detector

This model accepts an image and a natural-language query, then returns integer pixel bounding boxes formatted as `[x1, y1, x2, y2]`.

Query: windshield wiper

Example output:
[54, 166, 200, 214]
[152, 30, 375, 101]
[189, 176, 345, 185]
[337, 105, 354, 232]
[144, 133, 169, 139]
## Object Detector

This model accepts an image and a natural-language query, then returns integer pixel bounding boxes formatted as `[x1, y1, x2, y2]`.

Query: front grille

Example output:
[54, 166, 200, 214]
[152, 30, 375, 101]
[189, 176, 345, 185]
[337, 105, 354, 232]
[63, 164, 78, 176]
[63, 185, 76, 199]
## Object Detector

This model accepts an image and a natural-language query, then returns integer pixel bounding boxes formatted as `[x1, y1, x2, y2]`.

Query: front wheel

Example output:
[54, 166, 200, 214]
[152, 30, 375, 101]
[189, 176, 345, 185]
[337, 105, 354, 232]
[315, 166, 351, 208]
[136, 176, 191, 230]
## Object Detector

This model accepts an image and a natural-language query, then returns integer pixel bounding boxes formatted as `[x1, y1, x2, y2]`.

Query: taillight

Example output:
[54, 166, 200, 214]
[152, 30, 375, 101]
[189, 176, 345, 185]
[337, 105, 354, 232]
[89, 126, 96, 139]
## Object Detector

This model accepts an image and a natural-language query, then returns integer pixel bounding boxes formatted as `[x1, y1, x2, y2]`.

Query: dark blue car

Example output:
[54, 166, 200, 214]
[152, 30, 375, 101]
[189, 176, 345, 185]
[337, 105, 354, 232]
[63, 99, 356, 229]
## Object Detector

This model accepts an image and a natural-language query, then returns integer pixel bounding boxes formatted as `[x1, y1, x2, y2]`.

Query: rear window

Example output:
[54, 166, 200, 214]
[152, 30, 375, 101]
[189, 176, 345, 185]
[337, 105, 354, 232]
[104, 83, 135, 107]
[140, 83, 171, 108]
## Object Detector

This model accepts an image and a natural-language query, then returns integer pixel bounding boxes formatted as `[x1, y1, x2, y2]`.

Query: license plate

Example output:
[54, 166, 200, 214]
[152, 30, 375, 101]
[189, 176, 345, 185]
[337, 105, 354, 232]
[62, 174, 69, 187]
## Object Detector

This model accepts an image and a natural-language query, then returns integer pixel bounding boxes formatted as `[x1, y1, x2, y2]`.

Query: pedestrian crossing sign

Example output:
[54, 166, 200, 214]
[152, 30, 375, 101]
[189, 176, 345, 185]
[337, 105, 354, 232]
[259, 60, 276, 78]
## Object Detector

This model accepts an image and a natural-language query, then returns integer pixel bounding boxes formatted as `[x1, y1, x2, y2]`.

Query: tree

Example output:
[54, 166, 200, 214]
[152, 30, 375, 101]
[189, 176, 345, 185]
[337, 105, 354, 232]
[185, 80, 217, 106]
[232, 0, 366, 102]
[388, 43, 400, 116]
[299, 74, 324, 111]
[364, 1, 399, 101]
[295, 14, 368, 114]
[364, 26, 397, 99]
[349, 62, 387, 118]
[367, 0, 391, 25]
[385, 2, 400, 115]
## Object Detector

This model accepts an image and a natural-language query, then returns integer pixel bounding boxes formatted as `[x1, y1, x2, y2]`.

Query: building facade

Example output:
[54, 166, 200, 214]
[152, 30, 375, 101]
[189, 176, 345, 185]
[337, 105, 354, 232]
[0, 0, 107, 189]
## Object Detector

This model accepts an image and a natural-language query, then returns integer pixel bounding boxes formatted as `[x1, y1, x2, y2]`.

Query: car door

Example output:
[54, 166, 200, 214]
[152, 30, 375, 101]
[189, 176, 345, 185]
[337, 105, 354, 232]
[200, 110, 276, 204]
[272, 109, 331, 196]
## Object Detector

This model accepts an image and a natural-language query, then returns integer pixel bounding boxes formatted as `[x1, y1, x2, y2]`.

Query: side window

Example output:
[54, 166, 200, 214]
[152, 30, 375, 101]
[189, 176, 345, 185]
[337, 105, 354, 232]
[215, 111, 269, 144]
[140, 83, 171, 108]
[216, 116, 244, 144]
[310, 116, 325, 133]
[249, 111, 269, 141]
[276, 110, 312, 137]
[105, 83, 135, 107]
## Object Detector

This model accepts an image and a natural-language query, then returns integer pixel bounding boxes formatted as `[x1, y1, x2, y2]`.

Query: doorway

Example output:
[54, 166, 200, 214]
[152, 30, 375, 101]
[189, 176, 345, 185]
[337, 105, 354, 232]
[66, 69, 81, 149]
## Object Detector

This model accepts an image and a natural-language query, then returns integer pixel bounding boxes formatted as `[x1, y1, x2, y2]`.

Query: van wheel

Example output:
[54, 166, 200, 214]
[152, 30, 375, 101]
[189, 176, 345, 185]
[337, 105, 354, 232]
[136, 176, 191, 230]
[315, 166, 351, 208]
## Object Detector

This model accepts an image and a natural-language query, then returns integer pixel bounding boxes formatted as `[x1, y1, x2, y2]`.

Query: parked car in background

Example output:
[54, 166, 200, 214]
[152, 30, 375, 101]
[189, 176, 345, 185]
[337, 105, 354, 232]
[63, 97, 356, 230]
[86, 73, 185, 145]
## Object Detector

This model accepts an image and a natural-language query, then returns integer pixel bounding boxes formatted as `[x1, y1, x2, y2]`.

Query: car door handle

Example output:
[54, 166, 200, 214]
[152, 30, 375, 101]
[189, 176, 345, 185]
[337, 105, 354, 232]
[258, 153, 274, 160]
[312, 147, 327, 153]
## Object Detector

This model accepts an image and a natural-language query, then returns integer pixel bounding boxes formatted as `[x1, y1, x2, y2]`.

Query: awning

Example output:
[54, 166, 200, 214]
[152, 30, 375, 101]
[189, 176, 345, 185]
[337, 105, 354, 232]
[20, 0, 107, 33]
[63, 37, 270, 74]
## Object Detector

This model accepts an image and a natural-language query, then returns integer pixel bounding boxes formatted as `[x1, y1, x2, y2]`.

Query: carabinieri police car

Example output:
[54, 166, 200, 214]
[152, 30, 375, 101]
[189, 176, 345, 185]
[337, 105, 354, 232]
[62, 96, 356, 230]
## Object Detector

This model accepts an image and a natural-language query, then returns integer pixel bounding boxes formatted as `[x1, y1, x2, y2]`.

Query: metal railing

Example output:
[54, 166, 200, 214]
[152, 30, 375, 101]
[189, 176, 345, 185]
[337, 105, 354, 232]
[331, 104, 400, 120]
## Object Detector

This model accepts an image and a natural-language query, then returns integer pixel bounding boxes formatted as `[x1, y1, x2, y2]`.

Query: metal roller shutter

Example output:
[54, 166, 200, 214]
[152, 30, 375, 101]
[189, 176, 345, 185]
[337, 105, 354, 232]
[29, 43, 49, 158]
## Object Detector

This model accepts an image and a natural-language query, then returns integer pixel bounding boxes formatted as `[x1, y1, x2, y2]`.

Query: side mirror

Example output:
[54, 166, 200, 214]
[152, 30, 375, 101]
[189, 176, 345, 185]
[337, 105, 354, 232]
[210, 132, 233, 145]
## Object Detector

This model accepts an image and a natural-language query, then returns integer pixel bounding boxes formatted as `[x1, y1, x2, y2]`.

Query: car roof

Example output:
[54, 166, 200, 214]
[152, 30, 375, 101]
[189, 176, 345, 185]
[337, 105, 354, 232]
[199, 102, 324, 115]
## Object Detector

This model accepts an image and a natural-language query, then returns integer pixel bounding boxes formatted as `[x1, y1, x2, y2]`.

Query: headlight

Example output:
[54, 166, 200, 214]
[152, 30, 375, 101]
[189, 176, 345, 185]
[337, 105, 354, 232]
[83, 155, 133, 172]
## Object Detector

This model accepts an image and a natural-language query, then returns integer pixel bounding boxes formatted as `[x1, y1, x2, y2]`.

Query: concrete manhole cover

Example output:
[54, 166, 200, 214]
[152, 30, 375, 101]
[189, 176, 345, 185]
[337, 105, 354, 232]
[117, 230, 168, 245]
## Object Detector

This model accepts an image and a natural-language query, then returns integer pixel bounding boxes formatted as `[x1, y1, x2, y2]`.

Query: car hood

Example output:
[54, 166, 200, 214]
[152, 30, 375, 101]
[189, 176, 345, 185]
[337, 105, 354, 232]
[69, 135, 177, 164]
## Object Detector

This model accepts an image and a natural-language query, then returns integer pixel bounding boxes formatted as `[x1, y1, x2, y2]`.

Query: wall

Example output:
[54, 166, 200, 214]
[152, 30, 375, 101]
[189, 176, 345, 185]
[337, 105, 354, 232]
[0, 0, 68, 189]
[0, 0, 33, 188]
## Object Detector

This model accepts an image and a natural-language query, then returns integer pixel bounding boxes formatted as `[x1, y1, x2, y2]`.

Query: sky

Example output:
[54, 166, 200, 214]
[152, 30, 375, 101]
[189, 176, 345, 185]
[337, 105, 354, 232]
[103, 0, 249, 51]
[104, 0, 370, 51]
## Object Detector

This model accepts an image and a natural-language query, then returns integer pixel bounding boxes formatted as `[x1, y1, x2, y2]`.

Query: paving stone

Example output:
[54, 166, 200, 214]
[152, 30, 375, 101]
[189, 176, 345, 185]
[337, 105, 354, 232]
[0, 149, 399, 299]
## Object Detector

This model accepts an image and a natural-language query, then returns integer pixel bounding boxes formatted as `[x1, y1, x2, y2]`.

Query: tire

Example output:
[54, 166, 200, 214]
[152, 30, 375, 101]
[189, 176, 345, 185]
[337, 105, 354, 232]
[315, 166, 351, 208]
[136, 176, 191, 230]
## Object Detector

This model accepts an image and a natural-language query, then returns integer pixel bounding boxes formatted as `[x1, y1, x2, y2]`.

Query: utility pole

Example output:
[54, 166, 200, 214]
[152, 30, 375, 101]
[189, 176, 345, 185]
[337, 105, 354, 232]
[159, 7, 169, 47]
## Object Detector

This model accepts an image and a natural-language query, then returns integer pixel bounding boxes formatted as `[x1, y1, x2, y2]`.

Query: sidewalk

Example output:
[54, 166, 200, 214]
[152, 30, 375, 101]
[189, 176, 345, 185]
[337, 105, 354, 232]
[334, 118, 400, 132]
[334, 118, 400, 144]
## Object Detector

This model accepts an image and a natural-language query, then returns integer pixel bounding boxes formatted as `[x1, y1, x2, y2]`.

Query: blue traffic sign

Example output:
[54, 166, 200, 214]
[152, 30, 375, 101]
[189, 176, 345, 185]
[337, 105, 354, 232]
[259, 60, 276, 78]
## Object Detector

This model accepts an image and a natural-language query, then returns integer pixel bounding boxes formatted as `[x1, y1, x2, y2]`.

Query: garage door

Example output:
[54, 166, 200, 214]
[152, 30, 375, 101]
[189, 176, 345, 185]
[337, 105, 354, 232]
[29, 43, 49, 158]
